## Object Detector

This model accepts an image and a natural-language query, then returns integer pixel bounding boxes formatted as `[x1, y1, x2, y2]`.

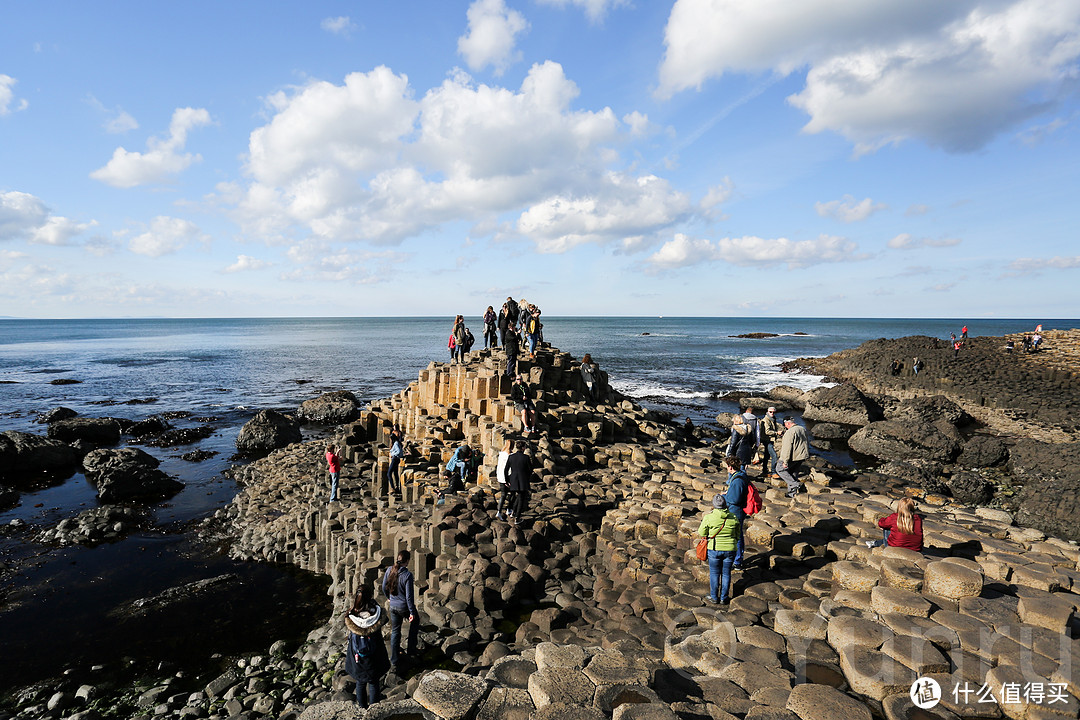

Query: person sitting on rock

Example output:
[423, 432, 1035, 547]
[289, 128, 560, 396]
[444, 444, 472, 492]
[866, 497, 923, 552]
[344, 582, 390, 708]
[698, 493, 739, 605]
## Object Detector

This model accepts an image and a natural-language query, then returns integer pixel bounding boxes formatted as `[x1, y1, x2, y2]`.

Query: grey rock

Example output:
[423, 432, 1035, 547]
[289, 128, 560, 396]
[802, 384, 882, 427]
[0, 430, 80, 482]
[35, 406, 77, 424]
[946, 471, 996, 505]
[412, 670, 490, 720]
[235, 410, 302, 453]
[298, 391, 360, 425]
[847, 420, 960, 463]
[956, 435, 1008, 468]
[82, 447, 184, 502]
[47, 417, 122, 445]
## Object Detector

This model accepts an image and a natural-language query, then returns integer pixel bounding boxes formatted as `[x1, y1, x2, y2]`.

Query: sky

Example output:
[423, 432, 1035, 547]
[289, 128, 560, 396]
[1, 0, 1079, 319]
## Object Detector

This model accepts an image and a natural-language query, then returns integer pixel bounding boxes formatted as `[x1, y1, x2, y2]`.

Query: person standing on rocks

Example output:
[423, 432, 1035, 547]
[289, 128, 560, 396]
[381, 550, 420, 669]
[777, 416, 808, 497]
[722, 455, 749, 568]
[344, 583, 390, 709]
[326, 444, 342, 503]
[912, 356, 923, 376]
[526, 306, 542, 358]
[451, 315, 467, 363]
[495, 438, 513, 520]
[580, 354, 600, 401]
[386, 427, 403, 495]
[760, 407, 782, 479]
[698, 493, 739, 605]
[511, 374, 536, 433]
[961, 325, 968, 339]
[483, 306, 498, 349]
[503, 326, 520, 378]
[726, 414, 757, 467]
[867, 497, 924, 551]
[499, 297, 519, 346]
[505, 439, 533, 523]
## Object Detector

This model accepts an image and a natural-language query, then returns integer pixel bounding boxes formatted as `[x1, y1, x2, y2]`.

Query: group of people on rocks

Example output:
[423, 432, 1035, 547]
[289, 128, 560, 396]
[726, 407, 808, 498]
[448, 298, 545, 368]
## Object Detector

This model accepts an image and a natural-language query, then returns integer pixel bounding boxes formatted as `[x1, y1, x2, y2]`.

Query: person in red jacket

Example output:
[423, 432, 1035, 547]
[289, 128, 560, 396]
[867, 497, 923, 551]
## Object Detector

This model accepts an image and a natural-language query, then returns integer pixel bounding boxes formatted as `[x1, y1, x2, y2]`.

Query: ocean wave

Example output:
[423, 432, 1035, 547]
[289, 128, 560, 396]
[610, 379, 712, 400]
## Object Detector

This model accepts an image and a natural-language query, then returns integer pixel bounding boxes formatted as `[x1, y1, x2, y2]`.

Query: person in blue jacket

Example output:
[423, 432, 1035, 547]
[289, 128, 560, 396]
[381, 550, 419, 669]
[386, 426, 403, 494]
[723, 455, 749, 568]
[444, 444, 472, 491]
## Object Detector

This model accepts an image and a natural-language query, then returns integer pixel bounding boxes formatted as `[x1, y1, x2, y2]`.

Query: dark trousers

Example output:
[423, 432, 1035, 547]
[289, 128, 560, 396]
[388, 606, 418, 665]
[386, 457, 400, 493]
[505, 347, 518, 377]
[355, 680, 378, 708]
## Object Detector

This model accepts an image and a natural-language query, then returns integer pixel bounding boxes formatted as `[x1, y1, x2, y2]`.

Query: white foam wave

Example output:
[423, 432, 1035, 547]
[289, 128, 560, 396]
[610, 379, 712, 400]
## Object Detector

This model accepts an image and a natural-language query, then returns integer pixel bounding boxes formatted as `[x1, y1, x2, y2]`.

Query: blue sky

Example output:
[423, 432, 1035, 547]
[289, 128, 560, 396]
[1, 0, 1078, 318]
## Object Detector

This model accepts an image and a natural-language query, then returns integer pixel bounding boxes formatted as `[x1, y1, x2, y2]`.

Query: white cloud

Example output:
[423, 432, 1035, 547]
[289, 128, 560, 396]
[0, 74, 28, 115]
[128, 216, 209, 257]
[88, 95, 139, 133]
[622, 111, 651, 136]
[649, 233, 863, 269]
[91, 107, 212, 187]
[536, 0, 628, 23]
[700, 178, 734, 219]
[1006, 255, 1080, 275]
[904, 203, 930, 216]
[0, 191, 95, 246]
[815, 194, 886, 222]
[657, 0, 1080, 152]
[224, 254, 273, 273]
[887, 233, 961, 249]
[281, 239, 406, 284]
[321, 16, 356, 35]
[458, 0, 529, 75]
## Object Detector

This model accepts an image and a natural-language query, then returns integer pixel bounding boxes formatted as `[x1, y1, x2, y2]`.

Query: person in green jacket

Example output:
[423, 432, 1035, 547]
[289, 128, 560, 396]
[697, 494, 740, 605]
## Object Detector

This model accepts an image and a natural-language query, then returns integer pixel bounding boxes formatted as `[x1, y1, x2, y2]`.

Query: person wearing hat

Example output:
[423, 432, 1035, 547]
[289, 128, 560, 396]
[778, 416, 809, 497]
[344, 583, 390, 708]
[760, 407, 782, 478]
[697, 492, 740, 605]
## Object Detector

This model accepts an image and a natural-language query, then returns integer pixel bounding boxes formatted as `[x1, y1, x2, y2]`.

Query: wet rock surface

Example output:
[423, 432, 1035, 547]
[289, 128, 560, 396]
[36, 505, 148, 546]
[0, 430, 80, 483]
[236, 409, 303, 453]
[82, 447, 185, 502]
[298, 390, 361, 425]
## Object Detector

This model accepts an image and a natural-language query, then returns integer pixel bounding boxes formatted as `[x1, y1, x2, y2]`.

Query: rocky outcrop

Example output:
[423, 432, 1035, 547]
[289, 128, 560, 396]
[885, 395, 972, 427]
[847, 420, 961, 463]
[34, 406, 77, 424]
[36, 505, 147, 546]
[47, 417, 122, 445]
[298, 390, 361, 425]
[81, 447, 184, 502]
[0, 430, 80, 483]
[1009, 440, 1080, 542]
[802, 384, 881, 426]
[956, 435, 1008, 468]
[236, 409, 303, 453]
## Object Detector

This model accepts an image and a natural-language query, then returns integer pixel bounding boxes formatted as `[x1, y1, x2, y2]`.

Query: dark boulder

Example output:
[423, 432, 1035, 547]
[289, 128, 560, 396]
[47, 417, 122, 445]
[802, 384, 883, 426]
[0, 431, 80, 483]
[847, 420, 961, 463]
[739, 396, 790, 413]
[878, 458, 945, 487]
[235, 410, 302, 453]
[808, 423, 853, 441]
[35, 407, 78, 424]
[128, 416, 171, 438]
[0, 485, 18, 511]
[957, 435, 1009, 468]
[82, 447, 184, 502]
[946, 471, 996, 505]
[887, 395, 973, 427]
[1008, 440, 1080, 542]
[297, 390, 360, 425]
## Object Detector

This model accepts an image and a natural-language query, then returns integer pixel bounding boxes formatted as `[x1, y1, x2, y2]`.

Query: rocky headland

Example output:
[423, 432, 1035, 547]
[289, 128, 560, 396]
[5, 334, 1080, 720]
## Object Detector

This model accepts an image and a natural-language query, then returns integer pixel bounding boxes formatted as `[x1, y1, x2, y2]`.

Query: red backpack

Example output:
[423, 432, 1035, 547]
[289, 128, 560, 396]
[744, 482, 763, 516]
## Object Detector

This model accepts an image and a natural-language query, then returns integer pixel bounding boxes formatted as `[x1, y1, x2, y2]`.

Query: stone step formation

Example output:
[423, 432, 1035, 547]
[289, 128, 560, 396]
[202, 342, 1080, 720]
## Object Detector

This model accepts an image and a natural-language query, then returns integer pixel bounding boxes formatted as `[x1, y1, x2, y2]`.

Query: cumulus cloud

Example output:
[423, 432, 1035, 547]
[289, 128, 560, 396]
[458, 0, 529, 75]
[224, 254, 273, 273]
[649, 232, 863, 269]
[815, 194, 886, 223]
[129, 216, 209, 257]
[887, 233, 961, 249]
[536, 0, 629, 23]
[622, 111, 651, 136]
[91, 107, 212, 188]
[0, 74, 28, 115]
[0, 191, 95, 246]
[700, 178, 734, 219]
[321, 16, 356, 35]
[229, 61, 681, 254]
[657, 0, 1080, 152]
[1006, 255, 1080, 275]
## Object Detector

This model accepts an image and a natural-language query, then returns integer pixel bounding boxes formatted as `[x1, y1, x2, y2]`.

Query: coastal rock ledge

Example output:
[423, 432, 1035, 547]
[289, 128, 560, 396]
[182, 340, 1080, 720]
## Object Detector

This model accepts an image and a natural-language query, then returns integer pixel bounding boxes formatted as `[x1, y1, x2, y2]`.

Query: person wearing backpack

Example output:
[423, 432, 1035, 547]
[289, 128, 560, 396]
[381, 550, 420, 669]
[723, 455, 750, 568]
[344, 583, 390, 708]
[726, 414, 757, 466]
[697, 493, 740, 605]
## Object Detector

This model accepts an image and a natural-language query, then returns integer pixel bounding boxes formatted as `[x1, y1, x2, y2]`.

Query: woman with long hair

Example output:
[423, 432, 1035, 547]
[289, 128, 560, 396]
[867, 497, 924, 551]
[381, 550, 419, 669]
[483, 305, 498, 349]
[344, 582, 389, 707]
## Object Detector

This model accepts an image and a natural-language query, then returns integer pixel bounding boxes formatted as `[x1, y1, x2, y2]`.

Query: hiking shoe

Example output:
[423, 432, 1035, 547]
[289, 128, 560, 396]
[705, 596, 719, 605]
[495, 512, 504, 520]
[865, 540, 877, 548]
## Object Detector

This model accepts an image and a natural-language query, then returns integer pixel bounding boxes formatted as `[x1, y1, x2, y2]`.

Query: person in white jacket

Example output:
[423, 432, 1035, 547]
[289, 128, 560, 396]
[495, 438, 513, 520]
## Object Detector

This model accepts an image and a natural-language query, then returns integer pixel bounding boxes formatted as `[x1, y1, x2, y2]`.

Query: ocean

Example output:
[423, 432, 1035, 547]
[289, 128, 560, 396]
[0, 315, 1071, 690]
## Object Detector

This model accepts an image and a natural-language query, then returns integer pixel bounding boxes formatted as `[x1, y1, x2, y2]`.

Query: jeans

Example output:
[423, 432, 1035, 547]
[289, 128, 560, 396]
[778, 460, 804, 493]
[708, 548, 737, 602]
[355, 680, 378, 708]
[497, 485, 511, 514]
[734, 520, 745, 566]
[329, 471, 339, 501]
[763, 442, 779, 475]
[870, 529, 891, 548]
[485, 328, 498, 348]
[388, 606, 418, 666]
[528, 332, 539, 354]
[386, 457, 400, 493]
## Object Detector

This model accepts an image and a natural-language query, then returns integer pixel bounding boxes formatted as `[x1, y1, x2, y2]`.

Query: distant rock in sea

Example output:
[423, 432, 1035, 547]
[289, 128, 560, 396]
[730, 332, 779, 339]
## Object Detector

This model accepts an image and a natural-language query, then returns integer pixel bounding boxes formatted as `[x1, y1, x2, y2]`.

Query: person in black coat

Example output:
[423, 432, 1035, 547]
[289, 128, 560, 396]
[344, 583, 390, 708]
[503, 326, 520, 378]
[504, 440, 532, 522]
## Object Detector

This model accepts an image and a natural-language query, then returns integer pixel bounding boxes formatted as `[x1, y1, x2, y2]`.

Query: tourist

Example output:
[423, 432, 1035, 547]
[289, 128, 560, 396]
[697, 493, 739, 605]
[483, 306, 498, 349]
[1032, 333, 1043, 352]
[505, 439, 532, 522]
[961, 325, 968, 340]
[777, 416, 808, 497]
[517, 299, 530, 337]
[386, 427, 403, 495]
[452, 315, 466, 362]
[890, 359, 901, 376]
[1005, 340, 1015, 353]
[326, 444, 342, 503]
[866, 497, 923, 551]
[381, 550, 420, 669]
[722, 455, 749, 568]
[726, 414, 757, 467]
[344, 583, 390, 708]
[499, 297, 519, 346]
[759, 407, 782, 479]
[953, 339, 962, 358]
[511, 374, 536, 433]
[444, 444, 473, 492]
[580, 353, 599, 401]
[495, 438, 513, 520]
[462, 326, 475, 359]
[912, 357, 923, 376]
[526, 307, 542, 358]
[503, 326, 520, 378]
